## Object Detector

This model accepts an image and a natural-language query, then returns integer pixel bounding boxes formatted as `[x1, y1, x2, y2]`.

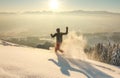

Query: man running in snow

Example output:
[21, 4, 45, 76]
[51, 27, 68, 53]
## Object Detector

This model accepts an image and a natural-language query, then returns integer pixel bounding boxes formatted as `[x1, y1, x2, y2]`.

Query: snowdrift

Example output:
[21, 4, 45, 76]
[0, 40, 120, 78]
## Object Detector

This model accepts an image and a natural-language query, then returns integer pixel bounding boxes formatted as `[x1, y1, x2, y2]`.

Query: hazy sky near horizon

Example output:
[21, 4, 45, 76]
[0, 0, 120, 34]
[0, 0, 120, 12]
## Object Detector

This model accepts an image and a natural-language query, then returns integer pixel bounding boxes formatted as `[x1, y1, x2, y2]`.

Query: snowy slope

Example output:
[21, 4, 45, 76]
[0, 41, 120, 78]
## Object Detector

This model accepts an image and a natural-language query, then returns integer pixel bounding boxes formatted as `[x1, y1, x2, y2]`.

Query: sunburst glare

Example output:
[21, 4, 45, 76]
[49, 0, 59, 11]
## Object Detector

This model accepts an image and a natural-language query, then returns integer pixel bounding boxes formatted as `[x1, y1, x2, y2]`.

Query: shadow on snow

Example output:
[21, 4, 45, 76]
[48, 53, 90, 78]
[48, 53, 113, 78]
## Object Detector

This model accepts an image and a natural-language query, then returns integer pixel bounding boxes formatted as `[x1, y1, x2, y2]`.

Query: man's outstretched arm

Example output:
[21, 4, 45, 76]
[63, 26, 68, 35]
[50, 33, 56, 38]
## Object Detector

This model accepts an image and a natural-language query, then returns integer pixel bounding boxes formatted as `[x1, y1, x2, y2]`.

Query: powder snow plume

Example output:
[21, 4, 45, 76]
[62, 31, 87, 60]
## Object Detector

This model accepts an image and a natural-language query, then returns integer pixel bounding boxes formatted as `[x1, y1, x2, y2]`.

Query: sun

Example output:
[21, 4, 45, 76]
[49, 0, 59, 10]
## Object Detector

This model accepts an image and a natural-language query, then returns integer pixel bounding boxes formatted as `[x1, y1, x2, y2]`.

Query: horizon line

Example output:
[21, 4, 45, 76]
[0, 10, 120, 15]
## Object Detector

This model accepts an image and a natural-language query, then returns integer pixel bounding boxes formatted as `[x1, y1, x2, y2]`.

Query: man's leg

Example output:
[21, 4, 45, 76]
[55, 47, 58, 53]
[59, 49, 64, 53]
[55, 43, 64, 53]
[55, 43, 59, 53]
[58, 43, 64, 53]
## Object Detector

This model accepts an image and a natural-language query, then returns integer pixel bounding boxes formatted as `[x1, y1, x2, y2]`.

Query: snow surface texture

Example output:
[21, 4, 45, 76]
[0, 40, 120, 78]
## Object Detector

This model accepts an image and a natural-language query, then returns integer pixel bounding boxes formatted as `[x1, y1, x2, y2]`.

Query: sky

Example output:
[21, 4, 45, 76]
[0, 0, 120, 12]
[0, 0, 120, 34]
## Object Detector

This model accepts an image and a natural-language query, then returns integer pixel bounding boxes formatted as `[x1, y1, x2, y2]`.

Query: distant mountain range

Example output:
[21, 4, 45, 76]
[0, 10, 120, 15]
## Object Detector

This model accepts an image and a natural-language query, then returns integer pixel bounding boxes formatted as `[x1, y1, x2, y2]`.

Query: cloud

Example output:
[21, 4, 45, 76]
[23, 11, 54, 14]
[0, 10, 120, 15]
[23, 10, 120, 15]
[59, 10, 120, 15]
[0, 12, 17, 14]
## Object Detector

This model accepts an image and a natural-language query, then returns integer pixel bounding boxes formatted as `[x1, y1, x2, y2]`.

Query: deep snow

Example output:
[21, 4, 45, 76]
[0, 40, 120, 78]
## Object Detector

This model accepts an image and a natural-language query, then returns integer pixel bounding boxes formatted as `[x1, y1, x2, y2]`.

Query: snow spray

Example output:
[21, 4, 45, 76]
[62, 31, 87, 60]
